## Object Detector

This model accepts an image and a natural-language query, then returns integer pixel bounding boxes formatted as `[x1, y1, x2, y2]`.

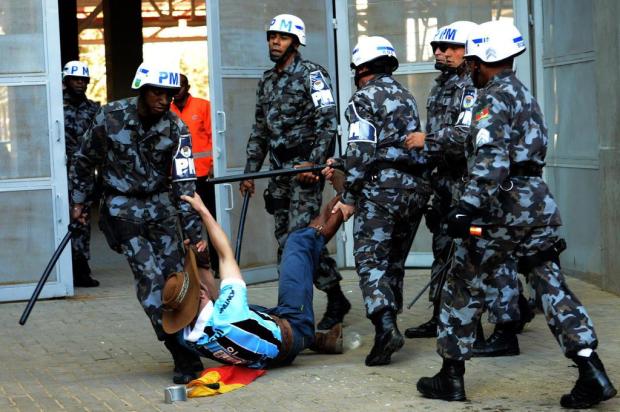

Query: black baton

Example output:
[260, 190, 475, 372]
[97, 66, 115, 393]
[19, 223, 79, 325]
[234, 192, 250, 263]
[207, 164, 327, 185]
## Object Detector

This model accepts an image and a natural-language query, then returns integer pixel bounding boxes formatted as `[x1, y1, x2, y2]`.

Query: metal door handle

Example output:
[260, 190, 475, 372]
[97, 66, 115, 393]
[224, 183, 234, 211]
[55, 120, 62, 142]
[55, 192, 63, 223]
[217, 110, 226, 134]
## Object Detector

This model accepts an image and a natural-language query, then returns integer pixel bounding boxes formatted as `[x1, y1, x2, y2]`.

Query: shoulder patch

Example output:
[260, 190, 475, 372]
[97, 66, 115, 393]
[172, 134, 197, 182]
[475, 106, 490, 122]
[309, 70, 335, 108]
[347, 101, 377, 144]
[462, 90, 476, 109]
[475, 128, 493, 147]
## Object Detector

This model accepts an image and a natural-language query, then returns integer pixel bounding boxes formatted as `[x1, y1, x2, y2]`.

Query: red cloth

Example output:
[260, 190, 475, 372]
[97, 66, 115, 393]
[199, 365, 266, 385]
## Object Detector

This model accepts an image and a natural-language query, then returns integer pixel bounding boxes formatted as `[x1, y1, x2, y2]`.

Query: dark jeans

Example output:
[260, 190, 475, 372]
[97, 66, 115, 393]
[258, 227, 324, 363]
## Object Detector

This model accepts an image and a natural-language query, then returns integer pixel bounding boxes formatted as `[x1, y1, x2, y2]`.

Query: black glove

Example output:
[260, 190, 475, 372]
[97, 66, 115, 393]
[445, 202, 478, 239]
[424, 205, 441, 234]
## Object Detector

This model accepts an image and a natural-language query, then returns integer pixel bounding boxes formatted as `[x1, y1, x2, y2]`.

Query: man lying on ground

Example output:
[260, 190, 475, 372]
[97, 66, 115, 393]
[161, 184, 345, 368]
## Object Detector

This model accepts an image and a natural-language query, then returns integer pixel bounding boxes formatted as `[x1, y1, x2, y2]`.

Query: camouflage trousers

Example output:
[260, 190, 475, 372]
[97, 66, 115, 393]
[71, 200, 92, 260]
[437, 225, 598, 360]
[270, 175, 342, 291]
[118, 215, 184, 341]
[353, 187, 428, 317]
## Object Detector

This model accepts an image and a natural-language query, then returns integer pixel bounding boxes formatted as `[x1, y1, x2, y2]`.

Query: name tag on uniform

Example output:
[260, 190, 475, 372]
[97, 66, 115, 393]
[310, 71, 335, 108]
[172, 134, 197, 181]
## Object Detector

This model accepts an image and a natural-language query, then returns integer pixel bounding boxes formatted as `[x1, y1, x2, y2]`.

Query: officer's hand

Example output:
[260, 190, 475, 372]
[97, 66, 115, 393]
[405, 131, 426, 150]
[424, 205, 442, 234]
[194, 239, 208, 253]
[322, 158, 337, 182]
[239, 179, 255, 196]
[445, 209, 473, 239]
[71, 203, 88, 225]
[331, 201, 355, 222]
[295, 162, 319, 185]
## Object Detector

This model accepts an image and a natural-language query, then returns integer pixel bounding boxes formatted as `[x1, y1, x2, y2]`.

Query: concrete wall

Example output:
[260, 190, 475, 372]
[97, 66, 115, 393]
[595, 0, 620, 294]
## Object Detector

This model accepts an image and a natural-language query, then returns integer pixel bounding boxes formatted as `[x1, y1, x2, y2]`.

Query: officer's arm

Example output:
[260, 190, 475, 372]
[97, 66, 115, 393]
[307, 68, 338, 165]
[244, 79, 269, 173]
[459, 92, 511, 211]
[435, 86, 477, 159]
[171, 124, 203, 244]
[341, 97, 377, 205]
[69, 107, 106, 205]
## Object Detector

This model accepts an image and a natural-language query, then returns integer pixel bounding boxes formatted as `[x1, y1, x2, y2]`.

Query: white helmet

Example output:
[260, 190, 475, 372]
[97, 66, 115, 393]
[267, 14, 306, 46]
[351, 36, 398, 70]
[430, 26, 448, 47]
[465, 20, 526, 63]
[435, 21, 478, 46]
[131, 61, 181, 90]
[63, 60, 90, 79]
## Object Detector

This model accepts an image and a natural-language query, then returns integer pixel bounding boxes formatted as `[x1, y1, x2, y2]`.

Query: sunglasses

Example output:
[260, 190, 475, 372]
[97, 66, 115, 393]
[432, 43, 454, 53]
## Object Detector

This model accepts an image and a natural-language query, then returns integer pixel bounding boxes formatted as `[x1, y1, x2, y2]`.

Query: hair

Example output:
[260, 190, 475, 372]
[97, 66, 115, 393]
[362, 56, 399, 76]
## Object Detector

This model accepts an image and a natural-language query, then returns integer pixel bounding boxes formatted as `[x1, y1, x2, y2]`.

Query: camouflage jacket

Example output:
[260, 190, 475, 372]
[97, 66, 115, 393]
[244, 53, 337, 172]
[70, 97, 202, 242]
[342, 74, 429, 205]
[63, 90, 100, 164]
[461, 69, 562, 227]
[425, 67, 477, 165]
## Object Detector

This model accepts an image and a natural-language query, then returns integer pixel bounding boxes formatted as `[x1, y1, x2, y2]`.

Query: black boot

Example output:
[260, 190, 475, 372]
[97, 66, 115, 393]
[472, 319, 485, 351]
[316, 285, 351, 331]
[365, 310, 404, 366]
[560, 352, 617, 409]
[72, 255, 99, 287]
[515, 293, 536, 333]
[417, 358, 466, 401]
[405, 300, 439, 339]
[472, 322, 520, 357]
[164, 338, 204, 384]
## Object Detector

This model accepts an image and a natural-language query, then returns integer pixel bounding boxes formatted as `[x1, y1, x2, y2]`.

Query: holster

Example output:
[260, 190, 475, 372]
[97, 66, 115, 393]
[98, 201, 143, 254]
[263, 188, 290, 215]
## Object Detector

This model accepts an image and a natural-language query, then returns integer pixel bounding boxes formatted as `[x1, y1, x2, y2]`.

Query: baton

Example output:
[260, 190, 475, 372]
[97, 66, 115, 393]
[207, 164, 327, 185]
[234, 192, 250, 263]
[407, 225, 482, 310]
[19, 222, 78, 325]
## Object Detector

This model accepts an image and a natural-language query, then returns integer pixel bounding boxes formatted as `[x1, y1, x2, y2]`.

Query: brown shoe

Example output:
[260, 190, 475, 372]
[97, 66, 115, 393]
[310, 195, 344, 242]
[310, 323, 343, 354]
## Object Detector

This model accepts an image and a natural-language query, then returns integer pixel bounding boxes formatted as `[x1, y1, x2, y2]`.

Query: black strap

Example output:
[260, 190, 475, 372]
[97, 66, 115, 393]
[509, 162, 543, 177]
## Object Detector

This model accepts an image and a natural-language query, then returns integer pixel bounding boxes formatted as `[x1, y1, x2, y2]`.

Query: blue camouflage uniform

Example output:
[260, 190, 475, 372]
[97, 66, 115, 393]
[244, 52, 341, 291]
[437, 69, 597, 360]
[70, 96, 202, 340]
[63, 90, 99, 262]
[342, 74, 431, 316]
[425, 67, 520, 324]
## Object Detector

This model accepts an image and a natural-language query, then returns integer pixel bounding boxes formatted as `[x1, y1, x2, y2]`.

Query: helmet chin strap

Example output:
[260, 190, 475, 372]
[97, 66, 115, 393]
[270, 43, 297, 65]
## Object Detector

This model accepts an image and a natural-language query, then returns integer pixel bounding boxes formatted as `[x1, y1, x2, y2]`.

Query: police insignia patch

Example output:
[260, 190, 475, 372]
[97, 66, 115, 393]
[475, 107, 490, 122]
[180, 146, 192, 158]
[475, 128, 492, 147]
[462, 92, 476, 109]
[310, 70, 335, 108]
[173, 134, 197, 182]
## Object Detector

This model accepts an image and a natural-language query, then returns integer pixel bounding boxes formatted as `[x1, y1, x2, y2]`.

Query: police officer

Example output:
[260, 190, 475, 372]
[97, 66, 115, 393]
[62, 61, 100, 287]
[240, 14, 349, 331]
[70, 61, 206, 384]
[417, 21, 616, 408]
[405, 23, 533, 356]
[331, 36, 430, 366]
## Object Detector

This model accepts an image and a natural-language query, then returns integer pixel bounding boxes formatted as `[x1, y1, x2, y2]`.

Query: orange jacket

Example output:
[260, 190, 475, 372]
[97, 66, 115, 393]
[172, 95, 213, 177]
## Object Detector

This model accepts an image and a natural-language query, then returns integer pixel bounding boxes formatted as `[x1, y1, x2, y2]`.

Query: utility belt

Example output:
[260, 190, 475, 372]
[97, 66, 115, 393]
[104, 186, 165, 199]
[97, 200, 143, 254]
[271, 144, 311, 165]
[267, 315, 295, 368]
[369, 161, 426, 180]
[509, 162, 543, 177]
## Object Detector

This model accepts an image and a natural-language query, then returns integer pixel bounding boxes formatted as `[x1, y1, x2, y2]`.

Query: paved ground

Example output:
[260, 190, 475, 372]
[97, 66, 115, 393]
[1, 233, 619, 411]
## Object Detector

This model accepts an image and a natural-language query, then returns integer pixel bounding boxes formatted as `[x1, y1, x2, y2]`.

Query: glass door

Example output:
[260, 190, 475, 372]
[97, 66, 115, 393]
[0, 0, 70, 301]
[207, 0, 338, 283]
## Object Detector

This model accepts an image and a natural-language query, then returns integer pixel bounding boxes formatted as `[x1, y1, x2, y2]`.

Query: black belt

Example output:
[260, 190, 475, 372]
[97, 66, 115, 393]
[271, 145, 311, 164]
[104, 186, 164, 199]
[371, 161, 427, 177]
[509, 162, 543, 177]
